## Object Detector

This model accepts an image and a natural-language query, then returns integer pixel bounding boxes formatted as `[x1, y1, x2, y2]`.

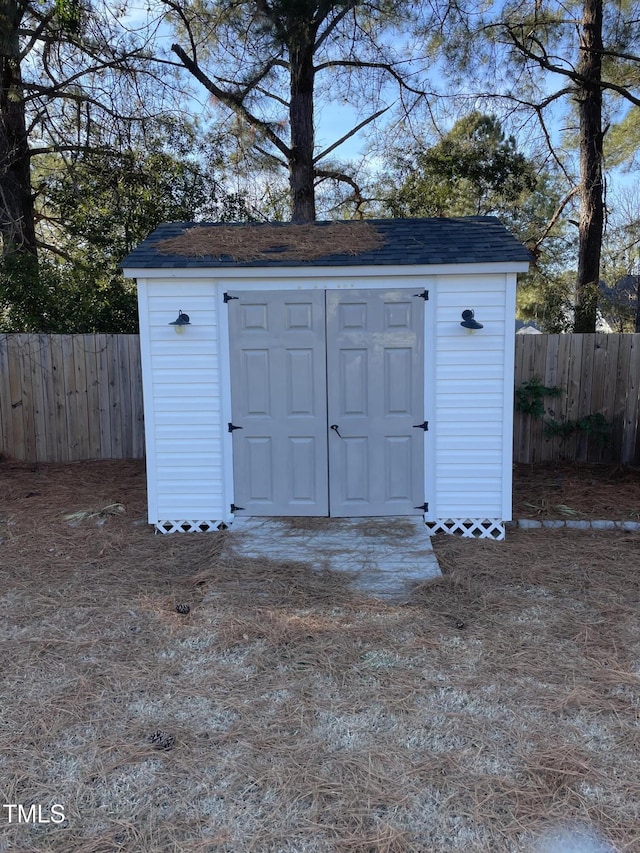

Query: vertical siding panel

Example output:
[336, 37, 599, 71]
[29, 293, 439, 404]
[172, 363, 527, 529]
[147, 279, 222, 522]
[435, 275, 508, 517]
[137, 280, 158, 523]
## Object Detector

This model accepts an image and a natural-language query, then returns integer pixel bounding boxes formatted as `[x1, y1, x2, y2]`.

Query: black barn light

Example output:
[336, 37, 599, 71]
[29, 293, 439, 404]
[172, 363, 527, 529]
[169, 310, 191, 334]
[460, 309, 483, 330]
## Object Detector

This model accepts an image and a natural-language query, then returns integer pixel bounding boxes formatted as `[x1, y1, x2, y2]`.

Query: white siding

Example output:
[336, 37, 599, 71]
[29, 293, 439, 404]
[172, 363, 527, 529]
[431, 273, 512, 520]
[139, 278, 227, 524]
[135, 264, 520, 527]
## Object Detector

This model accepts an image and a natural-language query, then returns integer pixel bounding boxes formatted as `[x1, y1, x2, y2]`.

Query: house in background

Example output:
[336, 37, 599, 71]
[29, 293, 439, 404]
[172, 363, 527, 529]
[599, 275, 640, 333]
[515, 320, 542, 334]
[122, 217, 531, 540]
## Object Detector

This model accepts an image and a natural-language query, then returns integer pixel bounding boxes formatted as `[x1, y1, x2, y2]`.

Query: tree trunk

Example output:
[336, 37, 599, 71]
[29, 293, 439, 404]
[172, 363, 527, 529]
[573, 0, 604, 333]
[289, 41, 316, 223]
[0, 0, 37, 258]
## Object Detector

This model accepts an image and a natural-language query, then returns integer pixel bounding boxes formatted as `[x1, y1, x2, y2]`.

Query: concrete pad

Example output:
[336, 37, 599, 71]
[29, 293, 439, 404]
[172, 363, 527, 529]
[227, 516, 441, 601]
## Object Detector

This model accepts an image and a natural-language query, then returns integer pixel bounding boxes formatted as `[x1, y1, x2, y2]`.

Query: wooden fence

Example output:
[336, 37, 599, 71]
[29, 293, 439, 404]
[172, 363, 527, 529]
[514, 333, 640, 464]
[0, 334, 143, 463]
[1, 333, 639, 464]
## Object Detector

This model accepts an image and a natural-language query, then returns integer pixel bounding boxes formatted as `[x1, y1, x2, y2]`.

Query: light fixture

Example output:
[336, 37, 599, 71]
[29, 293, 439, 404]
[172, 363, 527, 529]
[169, 310, 190, 334]
[460, 309, 483, 330]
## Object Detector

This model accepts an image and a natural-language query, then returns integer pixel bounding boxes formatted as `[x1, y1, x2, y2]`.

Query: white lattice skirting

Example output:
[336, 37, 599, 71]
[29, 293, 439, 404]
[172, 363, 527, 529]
[156, 518, 506, 539]
[156, 520, 225, 534]
[425, 519, 506, 540]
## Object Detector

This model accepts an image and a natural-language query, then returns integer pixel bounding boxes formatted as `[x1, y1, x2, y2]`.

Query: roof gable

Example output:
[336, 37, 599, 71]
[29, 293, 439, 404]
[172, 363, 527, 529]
[121, 217, 533, 270]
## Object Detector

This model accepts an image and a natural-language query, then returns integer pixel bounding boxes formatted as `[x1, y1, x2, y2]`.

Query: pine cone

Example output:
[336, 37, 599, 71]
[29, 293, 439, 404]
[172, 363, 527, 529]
[149, 729, 175, 751]
[175, 603, 191, 615]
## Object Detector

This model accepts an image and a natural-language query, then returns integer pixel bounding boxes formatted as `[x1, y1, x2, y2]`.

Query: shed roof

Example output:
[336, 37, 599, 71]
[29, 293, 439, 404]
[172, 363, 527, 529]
[121, 216, 533, 270]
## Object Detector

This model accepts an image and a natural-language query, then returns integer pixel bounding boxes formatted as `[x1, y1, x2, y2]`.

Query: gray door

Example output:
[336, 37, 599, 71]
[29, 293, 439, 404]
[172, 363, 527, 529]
[228, 289, 424, 517]
[227, 290, 328, 516]
[326, 289, 425, 517]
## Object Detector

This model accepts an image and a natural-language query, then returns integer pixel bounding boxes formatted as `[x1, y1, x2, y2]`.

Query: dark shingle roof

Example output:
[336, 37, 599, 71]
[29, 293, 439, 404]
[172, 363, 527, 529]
[121, 217, 533, 270]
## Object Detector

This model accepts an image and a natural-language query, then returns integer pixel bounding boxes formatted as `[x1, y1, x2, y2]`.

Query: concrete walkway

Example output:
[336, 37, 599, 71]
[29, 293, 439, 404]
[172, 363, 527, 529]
[228, 516, 441, 601]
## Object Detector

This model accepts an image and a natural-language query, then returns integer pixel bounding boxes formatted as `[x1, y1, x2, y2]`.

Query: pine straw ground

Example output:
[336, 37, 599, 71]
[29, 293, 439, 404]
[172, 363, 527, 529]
[0, 461, 639, 853]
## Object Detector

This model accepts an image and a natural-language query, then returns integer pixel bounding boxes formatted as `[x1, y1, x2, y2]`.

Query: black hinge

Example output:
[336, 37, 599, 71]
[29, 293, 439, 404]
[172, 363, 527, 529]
[414, 502, 429, 512]
[230, 503, 245, 513]
[413, 290, 429, 300]
[413, 421, 429, 431]
[223, 292, 238, 303]
[228, 422, 243, 432]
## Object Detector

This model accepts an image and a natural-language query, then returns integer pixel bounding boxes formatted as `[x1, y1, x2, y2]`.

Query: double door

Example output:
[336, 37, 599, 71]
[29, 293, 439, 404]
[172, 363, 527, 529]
[227, 289, 424, 516]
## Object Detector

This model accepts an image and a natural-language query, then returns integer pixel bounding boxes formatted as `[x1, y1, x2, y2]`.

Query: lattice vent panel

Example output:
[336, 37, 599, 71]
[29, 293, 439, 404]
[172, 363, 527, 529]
[425, 519, 505, 540]
[156, 520, 224, 534]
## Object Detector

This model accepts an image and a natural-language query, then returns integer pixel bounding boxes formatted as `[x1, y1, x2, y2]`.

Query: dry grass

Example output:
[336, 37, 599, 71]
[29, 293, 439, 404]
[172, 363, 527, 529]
[513, 462, 640, 520]
[156, 222, 386, 262]
[0, 460, 639, 852]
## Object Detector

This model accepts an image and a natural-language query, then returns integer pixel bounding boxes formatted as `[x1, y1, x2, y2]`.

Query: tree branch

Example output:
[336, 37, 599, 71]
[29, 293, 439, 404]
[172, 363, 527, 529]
[533, 187, 579, 255]
[314, 105, 390, 163]
[171, 42, 292, 160]
[314, 1, 359, 52]
[315, 59, 427, 96]
[314, 167, 365, 216]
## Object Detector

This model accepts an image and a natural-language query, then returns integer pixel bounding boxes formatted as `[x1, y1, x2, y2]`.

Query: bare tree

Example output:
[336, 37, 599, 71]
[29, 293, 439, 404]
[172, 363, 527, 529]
[432, 0, 640, 331]
[165, 0, 427, 222]
[0, 0, 170, 260]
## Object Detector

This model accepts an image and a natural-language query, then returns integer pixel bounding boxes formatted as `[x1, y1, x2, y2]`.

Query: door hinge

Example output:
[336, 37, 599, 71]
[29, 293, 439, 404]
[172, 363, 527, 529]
[414, 502, 429, 512]
[413, 290, 429, 300]
[228, 422, 243, 432]
[230, 503, 245, 513]
[223, 292, 238, 303]
[413, 421, 429, 431]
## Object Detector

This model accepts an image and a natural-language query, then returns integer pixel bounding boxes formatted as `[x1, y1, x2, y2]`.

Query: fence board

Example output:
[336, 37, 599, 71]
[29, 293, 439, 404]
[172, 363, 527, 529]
[49, 335, 70, 463]
[621, 335, 640, 464]
[0, 334, 143, 462]
[1, 333, 639, 464]
[7, 337, 26, 461]
[0, 336, 13, 458]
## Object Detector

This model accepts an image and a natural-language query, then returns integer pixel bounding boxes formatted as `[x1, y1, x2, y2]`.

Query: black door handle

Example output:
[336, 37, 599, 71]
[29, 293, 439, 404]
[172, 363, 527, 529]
[330, 424, 342, 438]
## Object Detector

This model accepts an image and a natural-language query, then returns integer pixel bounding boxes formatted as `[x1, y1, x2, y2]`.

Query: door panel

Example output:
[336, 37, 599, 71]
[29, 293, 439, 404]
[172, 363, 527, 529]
[228, 288, 424, 517]
[228, 291, 328, 515]
[327, 290, 424, 517]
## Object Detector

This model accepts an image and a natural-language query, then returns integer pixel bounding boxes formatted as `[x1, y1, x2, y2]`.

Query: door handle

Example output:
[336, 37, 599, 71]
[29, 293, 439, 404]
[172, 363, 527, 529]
[330, 424, 343, 438]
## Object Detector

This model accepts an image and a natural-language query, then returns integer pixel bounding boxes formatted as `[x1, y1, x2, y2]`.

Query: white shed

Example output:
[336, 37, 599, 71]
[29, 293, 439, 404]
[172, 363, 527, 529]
[122, 217, 531, 539]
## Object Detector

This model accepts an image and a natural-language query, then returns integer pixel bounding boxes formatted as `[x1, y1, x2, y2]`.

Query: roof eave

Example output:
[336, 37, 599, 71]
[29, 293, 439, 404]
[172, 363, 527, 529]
[122, 260, 531, 279]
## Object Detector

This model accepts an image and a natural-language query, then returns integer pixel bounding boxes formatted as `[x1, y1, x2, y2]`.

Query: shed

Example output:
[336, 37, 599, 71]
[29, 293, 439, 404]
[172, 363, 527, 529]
[122, 217, 531, 539]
